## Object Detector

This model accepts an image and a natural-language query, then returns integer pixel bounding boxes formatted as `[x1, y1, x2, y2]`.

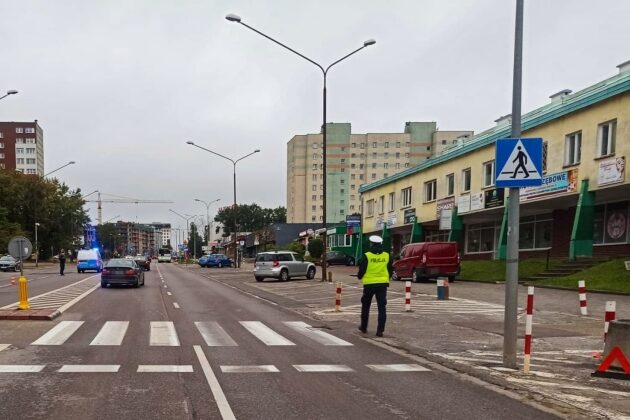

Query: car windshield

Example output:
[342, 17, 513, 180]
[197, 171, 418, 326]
[106, 259, 134, 268]
[0, 256, 13, 261]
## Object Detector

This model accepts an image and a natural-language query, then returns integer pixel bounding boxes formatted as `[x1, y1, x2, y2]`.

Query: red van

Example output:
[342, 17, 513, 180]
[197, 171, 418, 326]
[392, 242, 460, 282]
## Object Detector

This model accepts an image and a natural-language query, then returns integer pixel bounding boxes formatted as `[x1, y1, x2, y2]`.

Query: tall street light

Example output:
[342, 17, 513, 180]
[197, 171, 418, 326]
[226, 14, 375, 278]
[169, 209, 195, 262]
[195, 198, 221, 247]
[35, 222, 40, 267]
[44, 161, 76, 177]
[186, 141, 260, 267]
[0, 89, 18, 101]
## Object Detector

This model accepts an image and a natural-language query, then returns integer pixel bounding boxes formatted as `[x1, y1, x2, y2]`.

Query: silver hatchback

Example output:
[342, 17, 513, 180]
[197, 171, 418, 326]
[254, 251, 316, 282]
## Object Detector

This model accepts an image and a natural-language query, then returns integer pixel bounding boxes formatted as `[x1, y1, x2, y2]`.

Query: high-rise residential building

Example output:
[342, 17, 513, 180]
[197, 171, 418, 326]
[287, 122, 473, 224]
[115, 222, 157, 255]
[150, 223, 172, 246]
[0, 120, 44, 175]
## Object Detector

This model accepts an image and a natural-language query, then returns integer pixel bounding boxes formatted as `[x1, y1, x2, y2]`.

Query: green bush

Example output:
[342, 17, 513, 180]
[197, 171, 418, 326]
[282, 241, 305, 256]
[307, 239, 324, 258]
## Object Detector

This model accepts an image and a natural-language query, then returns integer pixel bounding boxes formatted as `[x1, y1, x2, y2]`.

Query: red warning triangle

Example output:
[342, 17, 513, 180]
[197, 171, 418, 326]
[592, 346, 630, 380]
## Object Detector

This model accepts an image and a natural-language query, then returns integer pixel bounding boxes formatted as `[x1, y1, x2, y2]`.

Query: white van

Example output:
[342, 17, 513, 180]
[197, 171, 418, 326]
[77, 249, 103, 273]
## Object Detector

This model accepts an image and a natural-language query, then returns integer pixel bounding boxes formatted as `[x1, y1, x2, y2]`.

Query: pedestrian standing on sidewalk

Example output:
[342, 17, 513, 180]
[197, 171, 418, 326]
[59, 249, 66, 276]
[357, 235, 393, 337]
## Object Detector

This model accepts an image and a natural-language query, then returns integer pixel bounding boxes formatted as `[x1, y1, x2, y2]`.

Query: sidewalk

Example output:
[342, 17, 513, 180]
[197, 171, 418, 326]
[234, 266, 630, 419]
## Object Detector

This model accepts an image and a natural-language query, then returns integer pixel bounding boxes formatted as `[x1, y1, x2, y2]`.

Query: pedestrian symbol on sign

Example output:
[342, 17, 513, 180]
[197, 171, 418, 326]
[495, 138, 543, 188]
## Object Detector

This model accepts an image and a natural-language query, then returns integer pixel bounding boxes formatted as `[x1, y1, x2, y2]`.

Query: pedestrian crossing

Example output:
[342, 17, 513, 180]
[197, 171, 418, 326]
[1, 276, 100, 310]
[14, 320, 354, 348]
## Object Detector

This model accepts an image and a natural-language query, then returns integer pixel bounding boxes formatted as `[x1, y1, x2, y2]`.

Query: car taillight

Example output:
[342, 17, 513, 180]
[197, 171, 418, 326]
[421, 254, 427, 264]
[102, 269, 110, 275]
[126, 269, 135, 275]
[457, 253, 461, 263]
[272, 260, 280, 268]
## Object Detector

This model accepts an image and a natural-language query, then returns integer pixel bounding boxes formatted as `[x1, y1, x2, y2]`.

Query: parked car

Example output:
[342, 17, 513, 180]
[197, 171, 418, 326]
[133, 255, 151, 271]
[325, 251, 355, 266]
[254, 251, 316, 282]
[197, 255, 210, 267]
[77, 249, 103, 273]
[0, 255, 20, 272]
[392, 242, 460, 282]
[204, 254, 232, 268]
[101, 258, 145, 288]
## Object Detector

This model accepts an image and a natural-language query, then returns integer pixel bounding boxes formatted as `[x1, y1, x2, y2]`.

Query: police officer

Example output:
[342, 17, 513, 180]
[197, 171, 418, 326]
[58, 249, 66, 276]
[357, 235, 393, 337]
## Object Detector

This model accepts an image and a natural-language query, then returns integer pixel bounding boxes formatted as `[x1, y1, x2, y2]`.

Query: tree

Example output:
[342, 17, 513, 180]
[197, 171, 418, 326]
[188, 222, 203, 258]
[95, 223, 120, 258]
[308, 239, 324, 258]
[214, 204, 287, 236]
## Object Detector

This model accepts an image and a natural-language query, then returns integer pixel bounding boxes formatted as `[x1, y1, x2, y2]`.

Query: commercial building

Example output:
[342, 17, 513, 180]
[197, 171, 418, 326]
[287, 122, 473, 224]
[150, 223, 172, 247]
[0, 120, 44, 175]
[358, 60, 630, 260]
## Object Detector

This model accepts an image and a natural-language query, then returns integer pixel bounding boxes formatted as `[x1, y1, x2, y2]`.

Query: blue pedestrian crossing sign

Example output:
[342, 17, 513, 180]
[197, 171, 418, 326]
[495, 138, 544, 187]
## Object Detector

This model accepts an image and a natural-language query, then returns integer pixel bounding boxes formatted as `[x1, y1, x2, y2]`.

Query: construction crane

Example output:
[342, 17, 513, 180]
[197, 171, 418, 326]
[82, 191, 173, 224]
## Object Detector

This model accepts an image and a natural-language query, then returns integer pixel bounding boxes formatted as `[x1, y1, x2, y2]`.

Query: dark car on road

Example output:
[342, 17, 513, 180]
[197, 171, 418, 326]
[133, 255, 151, 271]
[203, 254, 232, 268]
[101, 258, 145, 288]
[0, 256, 20, 272]
[325, 251, 355, 266]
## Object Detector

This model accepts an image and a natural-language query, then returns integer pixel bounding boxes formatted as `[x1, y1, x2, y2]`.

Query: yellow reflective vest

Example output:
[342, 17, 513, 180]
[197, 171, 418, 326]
[362, 251, 390, 285]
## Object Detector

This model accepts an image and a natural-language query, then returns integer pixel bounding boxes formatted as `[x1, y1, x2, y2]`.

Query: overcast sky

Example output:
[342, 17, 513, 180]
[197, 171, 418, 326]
[2, 0, 628, 230]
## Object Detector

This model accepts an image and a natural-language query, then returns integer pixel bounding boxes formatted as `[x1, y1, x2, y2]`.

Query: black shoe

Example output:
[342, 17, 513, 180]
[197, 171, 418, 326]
[358, 326, 367, 334]
[376, 331, 383, 337]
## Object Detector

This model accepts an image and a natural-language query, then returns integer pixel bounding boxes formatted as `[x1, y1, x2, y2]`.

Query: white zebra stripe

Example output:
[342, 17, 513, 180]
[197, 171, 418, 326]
[240, 321, 295, 346]
[195, 322, 238, 347]
[32, 321, 84, 345]
[283, 321, 352, 346]
[150, 322, 180, 346]
[90, 321, 129, 346]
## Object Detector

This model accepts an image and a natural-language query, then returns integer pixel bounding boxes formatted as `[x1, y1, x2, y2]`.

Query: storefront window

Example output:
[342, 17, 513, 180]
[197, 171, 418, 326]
[593, 201, 629, 244]
[518, 214, 552, 249]
[466, 223, 496, 253]
[425, 231, 449, 242]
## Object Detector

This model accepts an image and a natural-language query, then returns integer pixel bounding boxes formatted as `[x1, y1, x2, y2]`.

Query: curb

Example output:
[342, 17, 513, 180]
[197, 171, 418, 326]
[0, 309, 60, 320]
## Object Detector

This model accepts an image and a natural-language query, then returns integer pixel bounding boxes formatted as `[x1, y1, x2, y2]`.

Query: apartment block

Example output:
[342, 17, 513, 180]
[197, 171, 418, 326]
[0, 120, 44, 175]
[287, 122, 472, 223]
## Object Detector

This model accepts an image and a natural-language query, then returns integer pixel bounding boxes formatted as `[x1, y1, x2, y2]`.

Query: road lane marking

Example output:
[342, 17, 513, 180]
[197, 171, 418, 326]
[90, 321, 129, 346]
[167, 291, 172, 296]
[58, 365, 120, 373]
[283, 321, 353, 346]
[239, 321, 295, 346]
[137, 365, 193, 373]
[173, 302, 180, 309]
[293, 365, 354, 372]
[0, 344, 10, 352]
[0, 365, 45, 373]
[194, 345, 236, 420]
[195, 322, 238, 347]
[220, 365, 279, 373]
[366, 364, 430, 372]
[164, 285, 168, 288]
[32, 321, 84, 345]
[150, 321, 180, 346]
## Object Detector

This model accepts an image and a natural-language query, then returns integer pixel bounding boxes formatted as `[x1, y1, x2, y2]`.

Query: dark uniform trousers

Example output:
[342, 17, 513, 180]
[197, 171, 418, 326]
[360, 284, 388, 334]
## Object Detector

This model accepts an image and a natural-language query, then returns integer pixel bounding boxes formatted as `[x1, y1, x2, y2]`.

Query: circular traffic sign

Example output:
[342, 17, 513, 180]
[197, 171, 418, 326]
[8, 236, 33, 260]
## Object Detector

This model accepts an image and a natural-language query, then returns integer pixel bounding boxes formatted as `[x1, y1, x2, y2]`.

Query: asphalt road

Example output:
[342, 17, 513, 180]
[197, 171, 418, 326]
[0, 262, 559, 419]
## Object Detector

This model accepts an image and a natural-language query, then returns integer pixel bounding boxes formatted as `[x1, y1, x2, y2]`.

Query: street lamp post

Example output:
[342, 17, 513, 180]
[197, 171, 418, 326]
[35, 222, 40, 267]
[43, 161, 76, 177]
[195, 198, 221, 248]
[225, 14, 375, 279]
[0, 89, 18, 101]
[186, 141, 260, 268]
[169, 209, 195, 262]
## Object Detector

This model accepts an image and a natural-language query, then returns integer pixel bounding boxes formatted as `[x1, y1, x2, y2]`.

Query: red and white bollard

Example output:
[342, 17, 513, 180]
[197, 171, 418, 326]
[578, 280, 588, 316]
[335, 282, 342, 312]
[604, 301, 616, 340]
[523, 286, 535, 374]
[405, 281, 412, 312]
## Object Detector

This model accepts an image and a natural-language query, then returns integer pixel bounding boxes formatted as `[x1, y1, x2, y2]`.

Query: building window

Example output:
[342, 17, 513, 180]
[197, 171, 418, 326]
[312, 195, 317, 201]
[16, 138, 24, 144]
[405, 153, 410, 158]
[351, 174, 355, 180]
[312, 143, 318, 149]
[340, 168, 345, 172]
[341, 147, 345, 152]
[384, 152, 389, 159]
[341, 158, 345, 163]
[340, 189, 345, 194]
[0, 142, 3, 149]
[312, 153, 318, 160]
[396, 142, 401, 148]
[350, 195, 355, 201]
[564, 132, 581, 165]
[0, 153, 4, 159]
[462, 168, 471, 193]
[441, 139, 447, 145]
[519, 214, 553, 249]
[593, 201, 629, 245]
[352, 143, 356, 148]
[312, 185, 317, 191]
[15, 127, 23, 133]
[26, 158, 36, 164]
[340, 179, 345, 184]
[360, 153, 365, 159]
[372, 142, 377, 148]
[395, 162, 400, 169]
[311, 216, 316, 221]
[405, 142, 410, 147]
[26, 168, 36, 174]
[351, 184, 355, 190]
[16, 158, 24, 164]
[359, 174, 364, 180]
[388, 192, 395, 212]
[396, 152, 400, 159]
[312, 164, 317, 170]
[0, 132, 3, 138]
[351, 153, 356, 158]
[351, 164, 356, 169]
[424, 180, 437, 203]
[25, 128, 35, 133]
[372, 153, 377, 159]
[384, 142, 389, 148]
[16, 148, 24, 154]
[378, 196, 385, 214]
[404, 163, 410, 168]
[371, 173, 376, 180]
[359, 164, 364, 169]
[360, 143, 365, 149]
[320, 195, 324, 200]
[340, 200, 345, 206]
[401, 187, 412, 207]
[312, 205, 316, 211]
[366, 199, 375, 217]
[372, 163, 377, 169]
[350, 205, 355, 211]
[320, 164, 323, 169]
[446, 173, 455, 196]
[466, 223, 497, 253]
[312, 174, 317, 181]
[383, 173, 388, 178]
[597, 120, 616, 157]
[482, 161, 495, 188]
[383, 162, 388, 169]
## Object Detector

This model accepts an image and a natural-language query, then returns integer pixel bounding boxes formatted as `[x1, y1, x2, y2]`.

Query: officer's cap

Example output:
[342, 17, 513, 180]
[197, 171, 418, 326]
[369, 235, 383, 244]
